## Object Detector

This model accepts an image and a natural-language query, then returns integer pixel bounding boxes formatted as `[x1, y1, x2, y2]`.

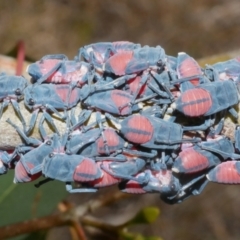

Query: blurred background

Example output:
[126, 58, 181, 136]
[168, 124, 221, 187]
[1, 0, 240, 239]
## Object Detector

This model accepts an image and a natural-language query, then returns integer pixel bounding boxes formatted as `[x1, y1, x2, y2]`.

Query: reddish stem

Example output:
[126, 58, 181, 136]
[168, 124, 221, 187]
[16, 40, 25, 76]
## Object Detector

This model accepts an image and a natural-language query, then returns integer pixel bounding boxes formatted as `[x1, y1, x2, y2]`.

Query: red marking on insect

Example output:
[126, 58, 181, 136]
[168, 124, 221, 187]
[177, 53, 202, 86]
[178, 88, 212, 116]
[123, 115, 153, 144]
[235, 57, 240, 62]
[14, 161, 41, 183]
[97, 128, 122, 154]
[105, 51, 133, 75]
[26, 162, 35, 171]
[127, 75, 147, 97]
[207, 161, 240, 184]
[110, 90, 134, 115]
[73, 158, 102, 182]
[88, 162, 120, 187]
[38, 59, 62, 79]
[112, 41, 136, 51]
[122, 180, 147, 194]
[174, 148, 209, 173]
[53, 85, 79, 106]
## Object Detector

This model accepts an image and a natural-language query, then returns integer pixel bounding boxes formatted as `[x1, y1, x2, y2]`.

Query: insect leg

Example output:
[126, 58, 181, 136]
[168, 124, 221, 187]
[65, 182, 98, 193]
[35, 178, 54, 188]
[36, 62, 63, 84]
[6, 118, 42, 146]
[25, 109, 40, 135]
[45, 104, 66, 120]
[228, 107, 238, 120]
[0, 100, 9, 121]
[11, 99, 27, 132]
[43, 111, 60, 135]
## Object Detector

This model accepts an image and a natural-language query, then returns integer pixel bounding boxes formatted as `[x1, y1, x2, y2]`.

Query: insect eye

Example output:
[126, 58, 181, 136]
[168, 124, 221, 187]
[15, 88, 22, 95]
[46, 140, 52, 145]
[49, 153, 54, 158]
[28, 98, 35, 105]
[171, 183, 178, 192]
[157, 60, 163, 67]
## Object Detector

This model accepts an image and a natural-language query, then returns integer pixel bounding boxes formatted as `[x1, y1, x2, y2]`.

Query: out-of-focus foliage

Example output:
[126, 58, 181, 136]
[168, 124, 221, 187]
[0, 171, 67, 240]
[0, 0, 240, 60]
[124, 207, 160, 226]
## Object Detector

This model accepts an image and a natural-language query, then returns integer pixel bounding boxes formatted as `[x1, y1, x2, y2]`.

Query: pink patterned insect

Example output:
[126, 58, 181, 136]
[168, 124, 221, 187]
[27, 54, 94, 87]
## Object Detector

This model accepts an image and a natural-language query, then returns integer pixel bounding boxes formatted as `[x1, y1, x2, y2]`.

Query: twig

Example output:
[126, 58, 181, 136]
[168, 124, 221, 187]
[0, 191, 129, 239]
[0, 214, 71, 240]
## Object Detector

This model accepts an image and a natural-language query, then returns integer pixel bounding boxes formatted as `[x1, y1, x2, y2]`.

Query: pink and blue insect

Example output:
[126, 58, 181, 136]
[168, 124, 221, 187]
[27, 54, 95, 87]
[207, 125, 240, 184]
[172, 136, 240, 174]
[105, 113, 200, 150]
[104, 45, 166, 76]
[205, 57, 240, 82]
[78, 41, 141, 70]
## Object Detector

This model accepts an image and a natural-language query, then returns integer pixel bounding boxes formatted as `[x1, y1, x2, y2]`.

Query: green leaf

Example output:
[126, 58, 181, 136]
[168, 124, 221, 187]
[120, 231, 163, 240]
[143, 237, 163, 240]
[22, 231, 48, 240]
[120, 231, 144, 240]
[125, 207, 160, 226]
[0, 170, 68, 240]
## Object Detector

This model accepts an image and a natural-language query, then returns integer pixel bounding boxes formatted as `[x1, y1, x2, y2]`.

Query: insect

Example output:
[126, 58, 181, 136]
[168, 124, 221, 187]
[67, 127, 126, 156]
[27, 54, 95, 87]
[77, 41, 141, 70]
[104, 45, 166, 76]
[86, 154, 147, 189]
[174, 52, 204, 86]
[106, 112, 203, 170]
[175, 79, 239, 118]
[41, 148, 154, 192]
[67, 111, 125, 156]
[6, 118, 66, 182]
[97, 149, 157, 183]
[119, 169, 181, 198]
[83, 161, 121, 188]
[105, 113, 200, 150]
[80, 87, 142, 116]
[172, 136, 240, 174]
[24, 83, 81, 135]
[205, 57, 240, 82]
[0, 150, 16, 174]
[67, 112, 156, 159]
[0, 74, 28, 130]
[42, 153, 104, 193]
[207, 161, 240, 184]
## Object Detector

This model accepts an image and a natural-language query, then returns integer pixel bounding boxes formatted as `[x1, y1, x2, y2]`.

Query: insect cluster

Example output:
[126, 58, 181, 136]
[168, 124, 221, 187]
[1, 41, 240, 204]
